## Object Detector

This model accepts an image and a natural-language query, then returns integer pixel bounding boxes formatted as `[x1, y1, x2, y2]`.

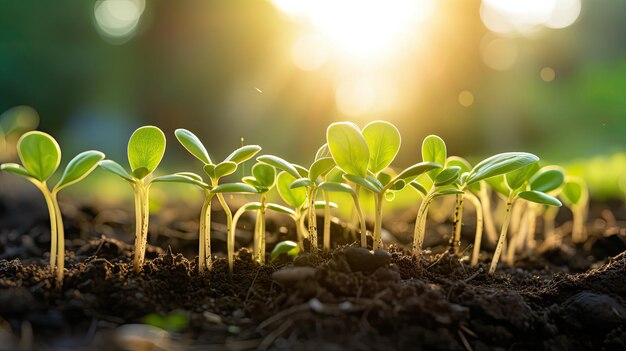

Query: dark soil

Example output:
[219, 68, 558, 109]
[1, 182, 626, 350]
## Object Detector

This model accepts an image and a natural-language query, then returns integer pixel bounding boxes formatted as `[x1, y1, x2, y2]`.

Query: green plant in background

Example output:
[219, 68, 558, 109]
[0, 106, 39, 162]
[275, 171, 308, 247]
[559, 176, 589, 243]
[270, 240, 301, 262]
[174, 128, 259, 272]
[98, 126, 166, 273]
[1, 131, 104, 284]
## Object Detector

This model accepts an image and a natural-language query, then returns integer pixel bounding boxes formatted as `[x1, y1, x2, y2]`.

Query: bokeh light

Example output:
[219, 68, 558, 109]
[540, 67, 556, 82]
[481, 36, 518, 70]
[291, 34, 329, 71]
[458, 91, 475, 107]
[93, 0, 145, 44]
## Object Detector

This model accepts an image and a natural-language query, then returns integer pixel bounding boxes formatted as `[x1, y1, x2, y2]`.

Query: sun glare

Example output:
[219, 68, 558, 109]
[481, 0, 581, 36]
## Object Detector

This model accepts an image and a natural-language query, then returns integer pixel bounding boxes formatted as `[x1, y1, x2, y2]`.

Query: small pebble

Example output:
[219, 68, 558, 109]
[272, 266, 316, 286]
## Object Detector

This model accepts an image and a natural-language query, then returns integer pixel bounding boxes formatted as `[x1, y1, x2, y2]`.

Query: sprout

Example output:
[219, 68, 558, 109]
[487, 162, 563, 274]
[270, 240, 301, 261]
[559, 176, 589, 243]
[173, 128, 259, 273]
[1, 131, 104, 284]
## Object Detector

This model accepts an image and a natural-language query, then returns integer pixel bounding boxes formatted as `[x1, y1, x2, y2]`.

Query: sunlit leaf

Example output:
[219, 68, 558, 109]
[505, 162, 539, 191]
[17, 131, 61, 181]
[203, 164, 216, 180]
[309, 157, 335, 182]
[422, 135, 446, 180]
[485, 175, 509, 196]
[224, 145, 262, 164]
[98, 160, 134, 182]
[344, 174, 381, 193]
[327, 122, 369, 178]
[362, 121, 400, 174]
[0, 163, 34, 179]
[410, 181, 428, 195]
[519, 190, 562, 207]
[530, 167, 565, 193]
[214, 161, 237, 179]
[434, 166, 461, 187]
[315, 143, 331, 160]
[394, 162, 441, 181]
[54, 151, 105, 191]
[318, 181, 355, 195]
[277, 171, 306, 208]
[465, 152, 539, 185]
[294, 164, 309, 178]
[271, 241, 300, 261]
[174, 128, 211, 164]
[151, 174, 207, 188]
[432, 188, 464, 198]
[252, 163, 276, 188]
[266, 203, 296, 216]
[312, 201, 338, 209]
[390, 179, 406, 191]
[128, 126, 166, 179]
[175, 172, 204, 182]
[211, 182, 258, 193]
[560, 177, 586, 206]
[257, 155, 299, 178]
[290, 178, 315, 189]
[446, 156, 472, 174]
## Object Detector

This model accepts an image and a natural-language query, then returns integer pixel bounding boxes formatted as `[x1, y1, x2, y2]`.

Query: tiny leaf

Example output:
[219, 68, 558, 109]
[434, 166, 461, 187]
[315, 143, 331, 160]
[98, 160, 134, 182]
[224, 145, 262, 164]
[277, 171, 307, 208]
[257, 155, 299, 178]
[17, 131, 61, 181]
[362, 120, 401, 174]
[203, 164, 216, 180]
[465, 152, 539, 185]
[560, 177, 586, 206]
[530, 167, 565, 193]
[294, 164, 309, 178]
[505, 162, 539, 191]
[309, 157, 335, 181]
[422, 135, 447, 180]
[54, 150, 105, 191]
[211, 182, 258, 193]
[175, 172, 204, 182]
[1, 163, 34, 179]
[270, 241, 300, 261]
[344, 174, 381, 193]
[214, 161, 237, 179]
[252, 163, 276, 188]
[175, 129, 211, 164]
[519, 190, 562, 207]
[410, 181, 428, 195]
[318, 181, 356, 195]
[290, 178, 315, 189]
[394, 162, 441, 181]
[446, 156, 472, 174]
[151, 174, 207, 188]
[266, 203, 296, 216]
[128, 126, 166, 179]
[326, 122, 369, 178]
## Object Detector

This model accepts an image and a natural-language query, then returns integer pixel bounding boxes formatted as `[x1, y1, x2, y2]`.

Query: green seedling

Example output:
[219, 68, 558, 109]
[1, 131, 104, 285]
[559, 176, 589, 243]
[174, 128, 259, 272]
[486, 162, 562, 274]
[270, 240, 301, 261]
[258, 148, 336, 251]
[98, 126, 166, 273]
[327, 122, 440, 250]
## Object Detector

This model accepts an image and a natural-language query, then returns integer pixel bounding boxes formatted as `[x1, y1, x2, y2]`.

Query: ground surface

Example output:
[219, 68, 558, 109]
[0, 182, 625, 350]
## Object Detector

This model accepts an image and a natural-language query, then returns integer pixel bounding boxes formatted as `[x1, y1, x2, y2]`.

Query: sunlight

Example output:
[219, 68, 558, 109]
[481, 0, 581, 36]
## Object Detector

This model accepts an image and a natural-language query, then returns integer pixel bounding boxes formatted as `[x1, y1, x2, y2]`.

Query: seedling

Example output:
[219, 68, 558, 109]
[486, 162, 562, 274]
[174, 128, 260, 272]
[1, 131, 104, 284]
[98, 126, 166, 273]
[327, 122, 440, 250]
[270, 240, 301, 261]
[559, 176, 589, 243]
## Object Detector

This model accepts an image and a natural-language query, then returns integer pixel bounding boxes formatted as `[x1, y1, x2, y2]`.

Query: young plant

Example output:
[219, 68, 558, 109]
[174, 128, 260, 272]
[275, 171, 309, 248]
[270, 240, 301, 262]
[559, 176, 589, 243]
[486, 162, 562, 274]
[1, 131, 104, 284]
[326, 122, 440, 250]
[98, 126, 166, 273]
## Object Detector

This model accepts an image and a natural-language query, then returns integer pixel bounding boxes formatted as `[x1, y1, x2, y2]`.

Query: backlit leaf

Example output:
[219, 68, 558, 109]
[257, 155, 299, 178]
[175, 129, 211, 164]
[315, 143, 331, 160]
[362, 121, 401, 174]
[17, 131, 61, 181]
[151, 174, 207, 188]
[560, 177, 586, 206]
[277, 171, 307, 208]
[214, 161, 237, 179]
[505, 162, 539, 191]
[422, 135, 446, 180]
[211, 182, 258, 193]
[1, 163, 34, 179]
[271, 241, 300, 261]
[394, 162, 441, 181]
[54, 151, 105, 191]
[98, 160, 134, 182]
[224, 145, 261, 164]
[266, 203, 296, 216]
[344, 174, 381, 193]
[128, 126, 166, 179]
[327, 122, 369, 178]
[519, 190, 562, 207]
[530, 167, 565, 193]
[309, 157, 335, 181]
[410, 181, 428, 195]
[290, 178, 315, 189]
[252, 163, 276, 188]
[318, 181, 355, 195]
[465, 152, 539, 185]
[434, 166, 461, 187]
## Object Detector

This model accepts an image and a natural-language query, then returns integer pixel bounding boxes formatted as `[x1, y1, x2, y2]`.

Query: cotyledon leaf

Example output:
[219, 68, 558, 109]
[128, 126, 166, 179]
[54, 150, 105, 192]
[17, 131, 61, 182]
[175, 128, 211, 164]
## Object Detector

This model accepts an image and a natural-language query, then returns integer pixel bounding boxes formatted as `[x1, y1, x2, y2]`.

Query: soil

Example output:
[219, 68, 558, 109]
[1, 183, 625, 350]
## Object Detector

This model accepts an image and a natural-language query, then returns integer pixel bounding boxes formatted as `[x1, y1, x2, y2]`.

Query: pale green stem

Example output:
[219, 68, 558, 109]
[323, 190, 331, 250]
[412, 188, 435, 256]
[132, 182, 144, 273]
[479, 185, 498, 244]
[373, 192, 384, 250]
[307, 187, 318, 252]
[543, 206, 558, 244]
[295, 207, 306, 250]
[450, 193, 465, 255]
[257, 193, 267, 264]
[229, 205, 249, 273]
[36, 182, 57, 273]
[488, 193, 515, 275]
[572, 205, 586, 243]
[215, 193, 232, 269]
[526, 205, 537, 251]
[51, 191, 64, 286]
[351, 192, 367, 248]
[507, 204, 529, 266]
[198, 192, 211, 273]
[466, 193, 484, 267]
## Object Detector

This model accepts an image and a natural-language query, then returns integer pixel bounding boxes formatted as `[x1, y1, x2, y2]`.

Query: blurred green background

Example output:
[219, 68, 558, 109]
[1, 0, 625, 200]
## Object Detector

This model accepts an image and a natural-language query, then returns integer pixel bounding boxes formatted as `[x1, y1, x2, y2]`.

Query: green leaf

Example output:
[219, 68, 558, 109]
[465, 152, 539, 185]
[211, 182, 258, 193]
[312, 201, 337, 209]
[240, 202, 263, 211]
[446, 156, 472, 174]
[17, 131, 61, 181]
[257, 155, 299, 178]
[410, 181, 428, 195]
[318, 181, 356, 195]
[361, 121, 400, 174]
[266, 203, 296, 216]
[366, 175, 384, 190]
[294, 164, 309, 178]
[290, 178, 315, 189]
[434, 166, 461, 187]
[175, 172, 204, 182]
[54, 150, 105, 191]
[315, 143, 331, 160]
[326, 122, 370, 178]
[252, 163, 276, 188]
[485, 175, 509, 196]
[519, 190, 562, 207]
[560, 177, 586, 206]
[394, 162, 441, 181]
[377, 172, 392, 187]
[215, 161, 237, 179]
[203, 164, 216, 180]
[277, 172, 307, 208]
[270, 241, 300, 261]
[432, 188, 464, 198]
[344, 174, 381, 193]
[1, 163, 34, 179]
[505, 162, 539, 191]
[309, 157, 335, 181]
[421, 135, 446, 180]
[98, 160, 134, 182]
[530, 167, 565, 193]
[151, 174, 207, 188]
[174, 129, 211, 164]
[390, 179, 406, 191]
[128, 126, 166, 179]
[224, 145, 262, 164]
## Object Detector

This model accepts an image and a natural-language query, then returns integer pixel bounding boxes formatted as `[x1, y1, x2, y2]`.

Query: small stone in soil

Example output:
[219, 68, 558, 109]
[343, 247, 391, 272]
